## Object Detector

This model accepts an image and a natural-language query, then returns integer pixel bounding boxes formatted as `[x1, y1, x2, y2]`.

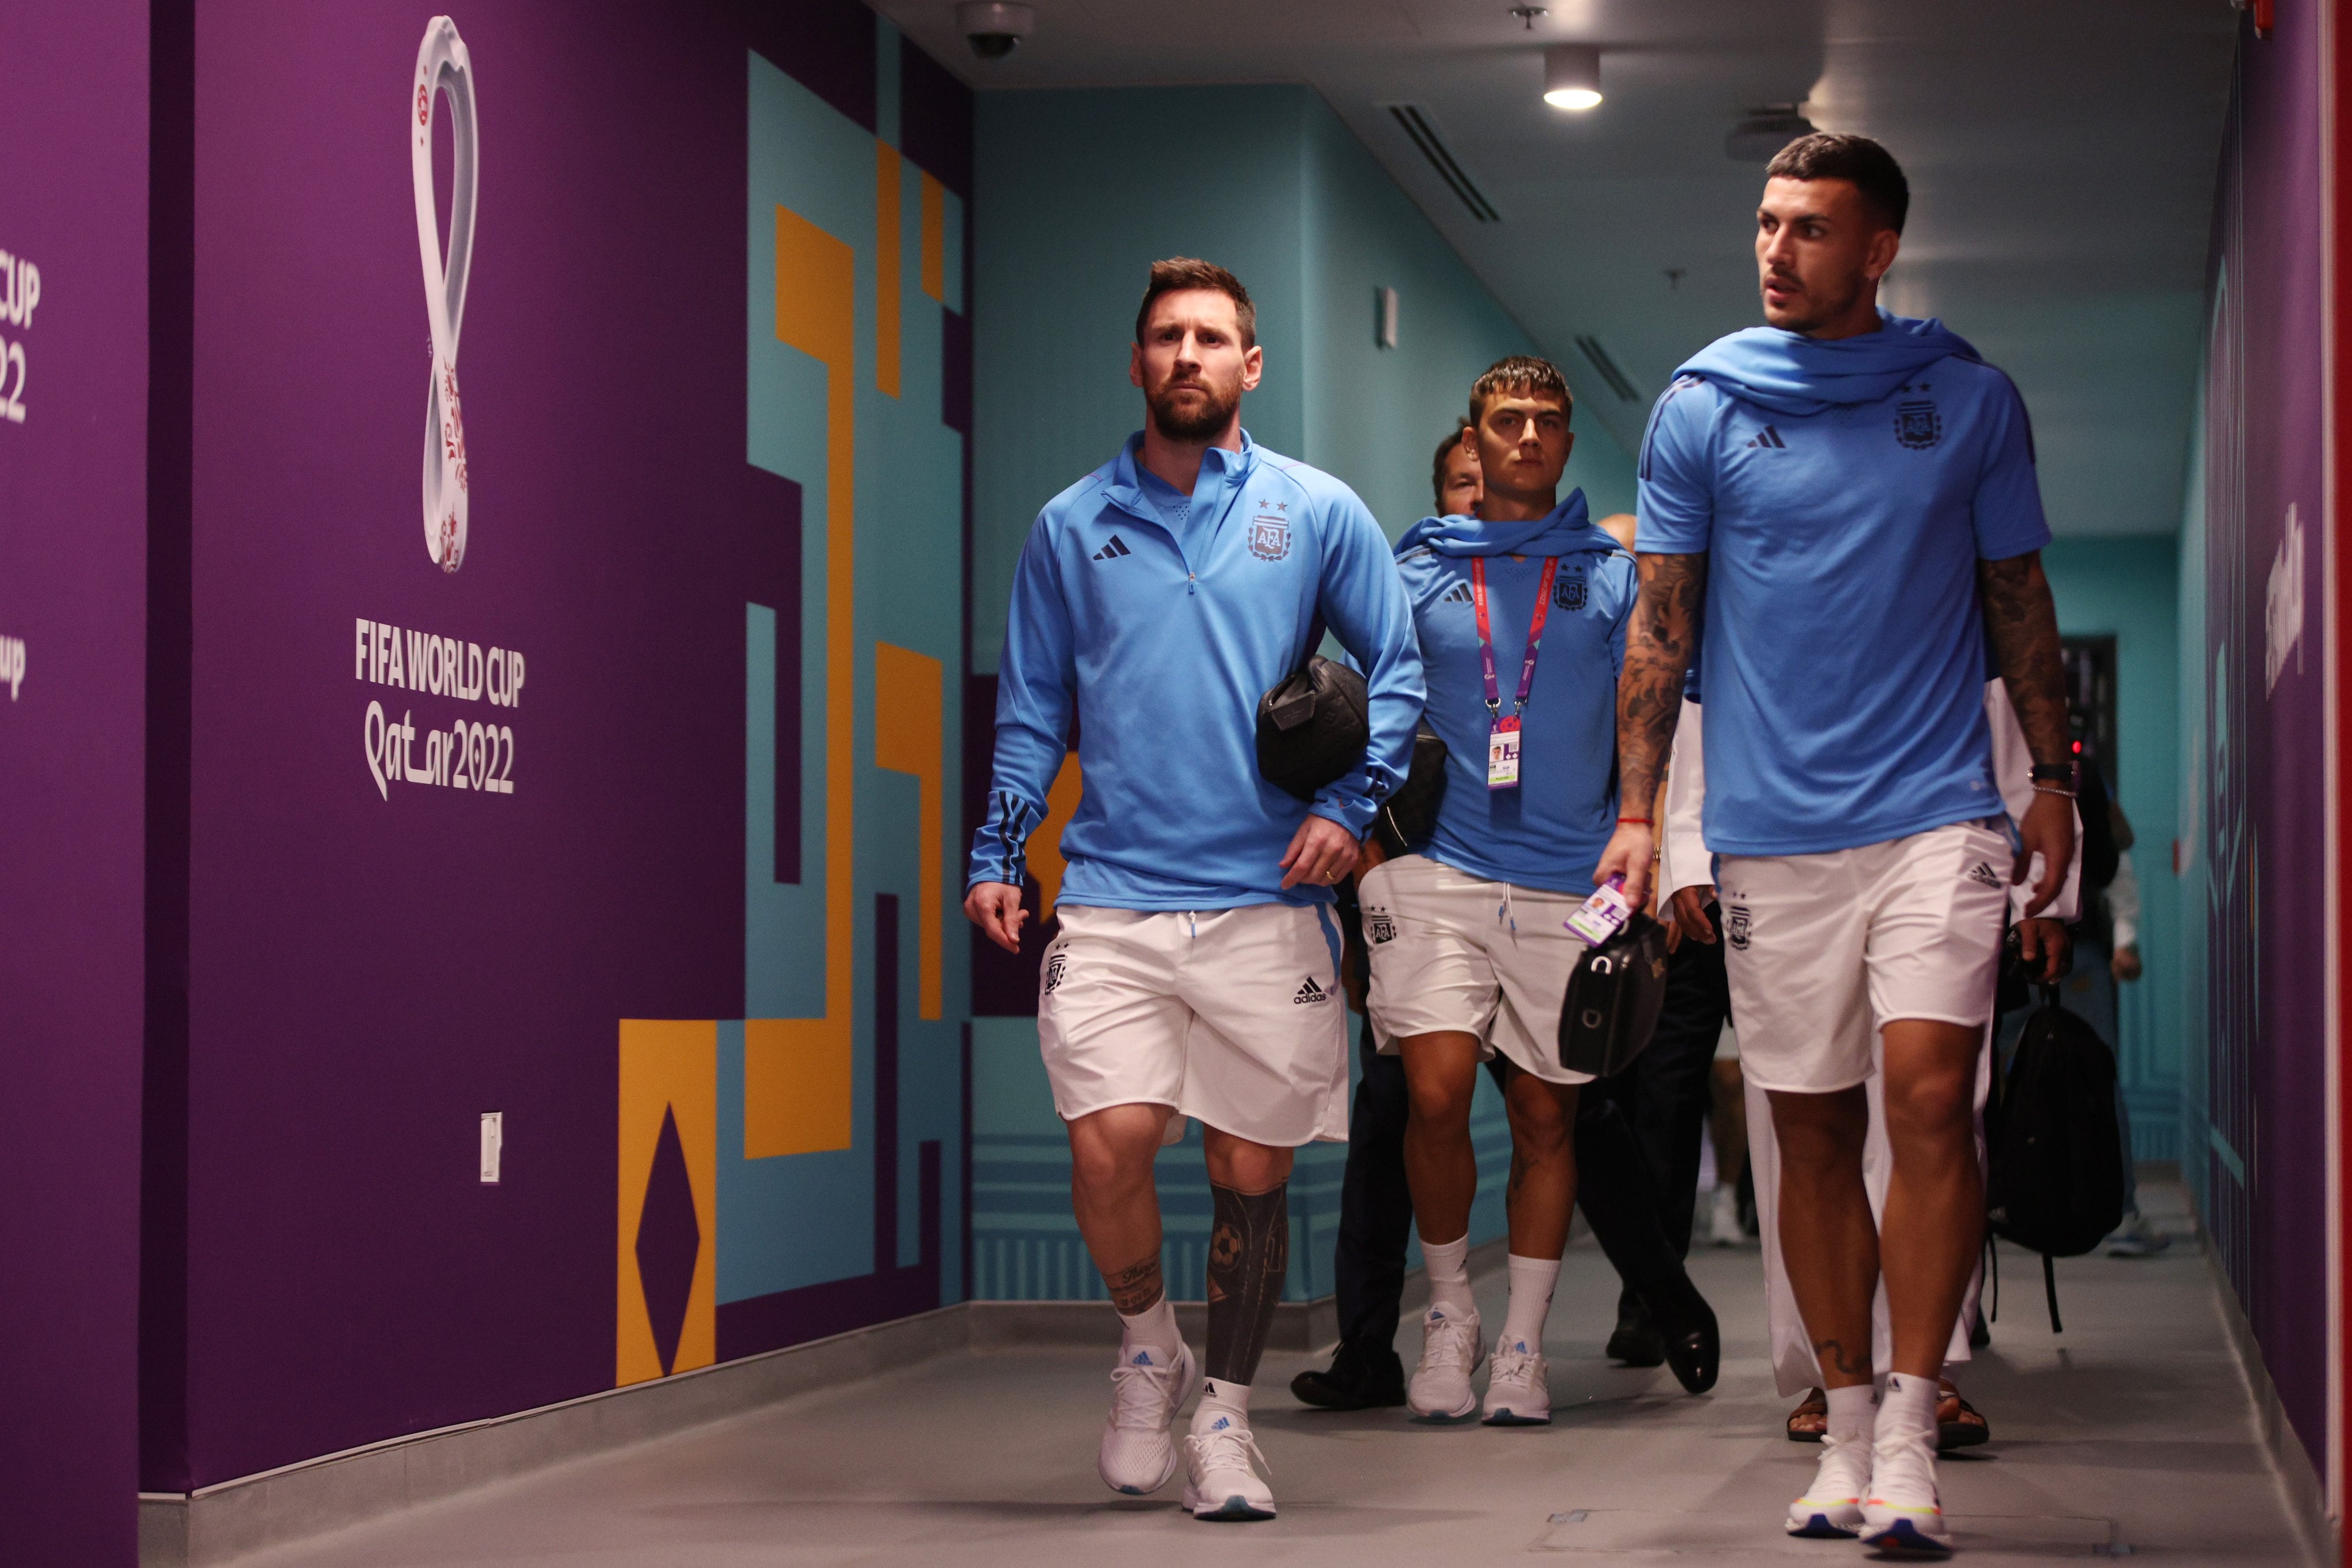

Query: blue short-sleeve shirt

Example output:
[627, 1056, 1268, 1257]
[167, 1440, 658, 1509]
[1636, 355, 2051, 855]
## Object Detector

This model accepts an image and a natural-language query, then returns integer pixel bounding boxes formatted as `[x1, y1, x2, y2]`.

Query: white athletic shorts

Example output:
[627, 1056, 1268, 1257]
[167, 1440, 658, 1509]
[1037, 902, 1351, 1147]
[1358, 852, 1594, 1086]
[1717, 819, 2011, 1094]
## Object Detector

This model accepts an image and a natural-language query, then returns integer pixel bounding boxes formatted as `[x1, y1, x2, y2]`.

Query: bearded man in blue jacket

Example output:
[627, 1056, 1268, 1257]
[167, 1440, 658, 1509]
[1596, 135, 2074, 1553]
[965, 258, 1422, 1523]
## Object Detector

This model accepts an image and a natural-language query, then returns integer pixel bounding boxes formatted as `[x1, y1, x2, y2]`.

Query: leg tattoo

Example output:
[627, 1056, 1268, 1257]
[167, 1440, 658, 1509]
[1103, 1252, 1165, 1316]
[1205, 1182, 1290, 1385]
[1813, 1337, 1873, 1380]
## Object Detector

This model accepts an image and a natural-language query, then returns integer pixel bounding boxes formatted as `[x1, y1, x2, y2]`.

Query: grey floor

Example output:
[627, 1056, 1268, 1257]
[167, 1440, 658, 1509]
[243, 1181, 2318, 1565]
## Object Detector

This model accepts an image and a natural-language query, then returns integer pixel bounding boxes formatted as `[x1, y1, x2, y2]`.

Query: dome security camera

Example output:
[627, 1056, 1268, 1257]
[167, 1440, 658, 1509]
[957, 1, 1034, 60]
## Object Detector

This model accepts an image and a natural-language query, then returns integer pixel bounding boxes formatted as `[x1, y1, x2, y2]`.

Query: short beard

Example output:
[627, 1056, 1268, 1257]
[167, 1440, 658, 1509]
[1147, 378, 1239, 442]
[1765, 273, 1864, 336]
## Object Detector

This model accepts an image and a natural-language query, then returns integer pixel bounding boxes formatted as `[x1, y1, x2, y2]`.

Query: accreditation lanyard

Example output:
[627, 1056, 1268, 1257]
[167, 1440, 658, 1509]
[1471, 555, 1558, 791]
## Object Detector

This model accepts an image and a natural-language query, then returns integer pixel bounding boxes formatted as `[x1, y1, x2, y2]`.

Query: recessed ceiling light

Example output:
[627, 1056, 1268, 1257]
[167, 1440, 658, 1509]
[1544, 46, 1602, 112]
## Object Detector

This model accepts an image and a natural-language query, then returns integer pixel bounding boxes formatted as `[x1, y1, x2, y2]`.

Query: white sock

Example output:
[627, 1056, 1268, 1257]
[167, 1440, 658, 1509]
[1500, 1254, 1561, 1352]
[1421, 1232, 1475, 1321]
[1877, 1372, 1937, 1447]
[1825, 1383, 1878, 1445]
[1117, 1296, 1180, 1365]
[1193, 1377, 1251, 1434]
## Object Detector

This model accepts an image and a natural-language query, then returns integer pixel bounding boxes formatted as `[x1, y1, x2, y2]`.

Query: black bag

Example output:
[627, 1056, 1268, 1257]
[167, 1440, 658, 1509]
[1370, 723, 1448, 857]
[1984, 987, 2126, 1331]
[1556, 913, 1670, 1078]
[1256, 655, 1370, 802]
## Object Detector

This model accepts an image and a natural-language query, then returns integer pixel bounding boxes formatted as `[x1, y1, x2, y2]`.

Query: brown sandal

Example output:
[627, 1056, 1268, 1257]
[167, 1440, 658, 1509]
[1937, 1379, 1989, 1450]
[1786, 1387, 1827, 1443]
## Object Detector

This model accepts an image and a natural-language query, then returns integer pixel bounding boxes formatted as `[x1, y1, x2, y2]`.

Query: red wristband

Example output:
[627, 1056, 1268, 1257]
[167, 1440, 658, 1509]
[1618, 816, 1653, 826]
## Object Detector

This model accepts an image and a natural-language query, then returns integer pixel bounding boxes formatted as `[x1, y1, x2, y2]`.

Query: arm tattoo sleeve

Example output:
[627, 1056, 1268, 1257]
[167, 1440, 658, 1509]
[1618, 553, 1707, 810]
[1977, 551, 2071, 766]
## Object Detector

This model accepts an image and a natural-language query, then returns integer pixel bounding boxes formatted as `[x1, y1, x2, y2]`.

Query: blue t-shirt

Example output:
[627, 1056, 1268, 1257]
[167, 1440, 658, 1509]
[1394, 498, 1634, 894]
[1636, 327, 2051, 856]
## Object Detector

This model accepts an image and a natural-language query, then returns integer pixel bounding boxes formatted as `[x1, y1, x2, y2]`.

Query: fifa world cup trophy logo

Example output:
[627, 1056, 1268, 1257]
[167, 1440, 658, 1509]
[412, 17, 478, 572]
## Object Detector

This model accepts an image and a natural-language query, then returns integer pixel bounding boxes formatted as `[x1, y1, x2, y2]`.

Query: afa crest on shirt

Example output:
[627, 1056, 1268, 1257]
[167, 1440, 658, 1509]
[1724, 904, 1753, 951]
[1248, 500, 1292, 561]
[1043, 953, 1068, 993]
[1895, 400, 1942, 450]
[1555, 567, 1587, 612]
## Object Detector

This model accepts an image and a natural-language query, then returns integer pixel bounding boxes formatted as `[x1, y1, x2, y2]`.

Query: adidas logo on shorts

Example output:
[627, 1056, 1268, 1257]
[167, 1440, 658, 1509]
[1966, 861, 2004, 889]
[1293, 977, 1330, 1005]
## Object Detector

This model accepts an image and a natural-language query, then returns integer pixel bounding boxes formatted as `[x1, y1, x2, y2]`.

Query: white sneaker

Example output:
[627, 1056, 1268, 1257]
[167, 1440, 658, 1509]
[1408, 1307, 1484, 1421]
[1183, 1415, 1276, 1521]
[1709, 1184, 1744, 1246]
[1786, 1430, 1872, 1538]
[1481, 1339, 1551, 1426]
[1096, 1339, 1199, 1496]
[1859, 1429, 1952, 1554]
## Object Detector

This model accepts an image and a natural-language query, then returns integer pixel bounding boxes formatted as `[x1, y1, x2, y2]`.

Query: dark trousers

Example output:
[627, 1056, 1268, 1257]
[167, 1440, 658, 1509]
[1593, 926, 1731, 1272]
[1331, 1020, 1696, 1353]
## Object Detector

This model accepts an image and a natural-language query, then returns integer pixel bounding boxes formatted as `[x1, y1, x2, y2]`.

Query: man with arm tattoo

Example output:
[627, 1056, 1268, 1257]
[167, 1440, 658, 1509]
[966, 259, 1421, 1522]
[1595, 134, 2073, 1555]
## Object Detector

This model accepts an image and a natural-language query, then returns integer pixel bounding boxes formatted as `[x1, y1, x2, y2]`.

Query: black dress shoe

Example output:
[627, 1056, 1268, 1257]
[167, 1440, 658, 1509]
[1606, 1297, 1665, 1367]
[1641, 1276, 1722, 1395]
[1291, 1340, 1406, 1409]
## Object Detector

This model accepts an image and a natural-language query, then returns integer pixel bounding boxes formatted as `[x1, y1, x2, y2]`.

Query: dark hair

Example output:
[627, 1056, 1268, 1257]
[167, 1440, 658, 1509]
[1432, 420, 1471, 510]
[1764, 133, 1909, 235]
[1134, 258, 1256, 349]
[1469, 355, 1572, 424]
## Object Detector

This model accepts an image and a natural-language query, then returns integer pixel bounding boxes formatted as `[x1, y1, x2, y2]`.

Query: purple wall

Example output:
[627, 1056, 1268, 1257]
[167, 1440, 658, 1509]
[0, 2, 151, 1561]
[144, 0, 966, 1489]
[2200, 0, 2330, 1464]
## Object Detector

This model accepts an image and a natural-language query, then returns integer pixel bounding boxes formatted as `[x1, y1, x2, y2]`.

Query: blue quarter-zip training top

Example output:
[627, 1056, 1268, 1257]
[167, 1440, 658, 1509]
[969, 431, 1424, 910]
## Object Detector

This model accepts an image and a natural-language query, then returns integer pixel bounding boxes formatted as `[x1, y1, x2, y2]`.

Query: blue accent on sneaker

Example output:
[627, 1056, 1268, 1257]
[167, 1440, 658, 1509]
[1865, 1517, 1951, 1555]
[1196, 1496, 1276, 1522]
[1788, 1513, 1859, 1540]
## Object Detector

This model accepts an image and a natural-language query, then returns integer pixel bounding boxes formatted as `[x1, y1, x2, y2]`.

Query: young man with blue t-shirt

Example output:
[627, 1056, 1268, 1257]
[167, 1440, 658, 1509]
[966, 259, 1422, 1522]
[1596, 135, 2075, 1553]
[1356, 357, 1639, 1426]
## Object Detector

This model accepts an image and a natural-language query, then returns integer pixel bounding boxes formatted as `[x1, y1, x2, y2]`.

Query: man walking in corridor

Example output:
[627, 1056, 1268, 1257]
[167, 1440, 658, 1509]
[1597, 134, 2075, 1553]
[966, 258, 1422, 1521]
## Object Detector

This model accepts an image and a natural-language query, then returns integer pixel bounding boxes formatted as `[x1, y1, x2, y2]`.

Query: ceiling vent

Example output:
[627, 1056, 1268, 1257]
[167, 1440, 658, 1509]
[1726, 104, 1816, 162]
[1575, 335, 1640, 402]
[1384, 105, 1500, 223]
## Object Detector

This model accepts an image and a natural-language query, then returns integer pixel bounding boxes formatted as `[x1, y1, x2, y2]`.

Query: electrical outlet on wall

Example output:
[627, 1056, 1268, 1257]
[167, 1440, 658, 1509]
[480, 1111, 502, 1183]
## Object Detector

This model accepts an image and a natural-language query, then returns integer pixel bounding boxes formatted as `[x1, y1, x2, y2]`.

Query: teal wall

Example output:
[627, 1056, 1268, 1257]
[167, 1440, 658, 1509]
[2042, 538, 2186, 1160]
[972, 83, 1637, 673]
[968, 83, 1616, 1299]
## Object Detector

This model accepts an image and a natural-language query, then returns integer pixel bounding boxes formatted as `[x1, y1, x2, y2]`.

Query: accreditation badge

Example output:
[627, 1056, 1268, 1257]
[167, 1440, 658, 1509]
[1487, 716, 1522, 790]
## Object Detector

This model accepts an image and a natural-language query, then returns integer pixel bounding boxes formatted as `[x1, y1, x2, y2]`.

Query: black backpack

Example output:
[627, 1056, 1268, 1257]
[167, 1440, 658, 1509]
[1984, 987, 2126, 1331]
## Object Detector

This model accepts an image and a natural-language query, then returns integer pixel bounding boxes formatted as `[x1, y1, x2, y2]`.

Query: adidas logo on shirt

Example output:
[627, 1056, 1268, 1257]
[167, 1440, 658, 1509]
[1092, 535, 1133, 562]
[1744, 426, 1788, 450]
[1293, 977, 1329, 1005]
[1966, 861, 2004, 889]
[1441, 582, 1474, 604]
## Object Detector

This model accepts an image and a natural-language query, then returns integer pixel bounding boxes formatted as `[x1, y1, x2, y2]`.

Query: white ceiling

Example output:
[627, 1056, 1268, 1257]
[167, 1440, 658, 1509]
[879, 0, 2241, 535]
